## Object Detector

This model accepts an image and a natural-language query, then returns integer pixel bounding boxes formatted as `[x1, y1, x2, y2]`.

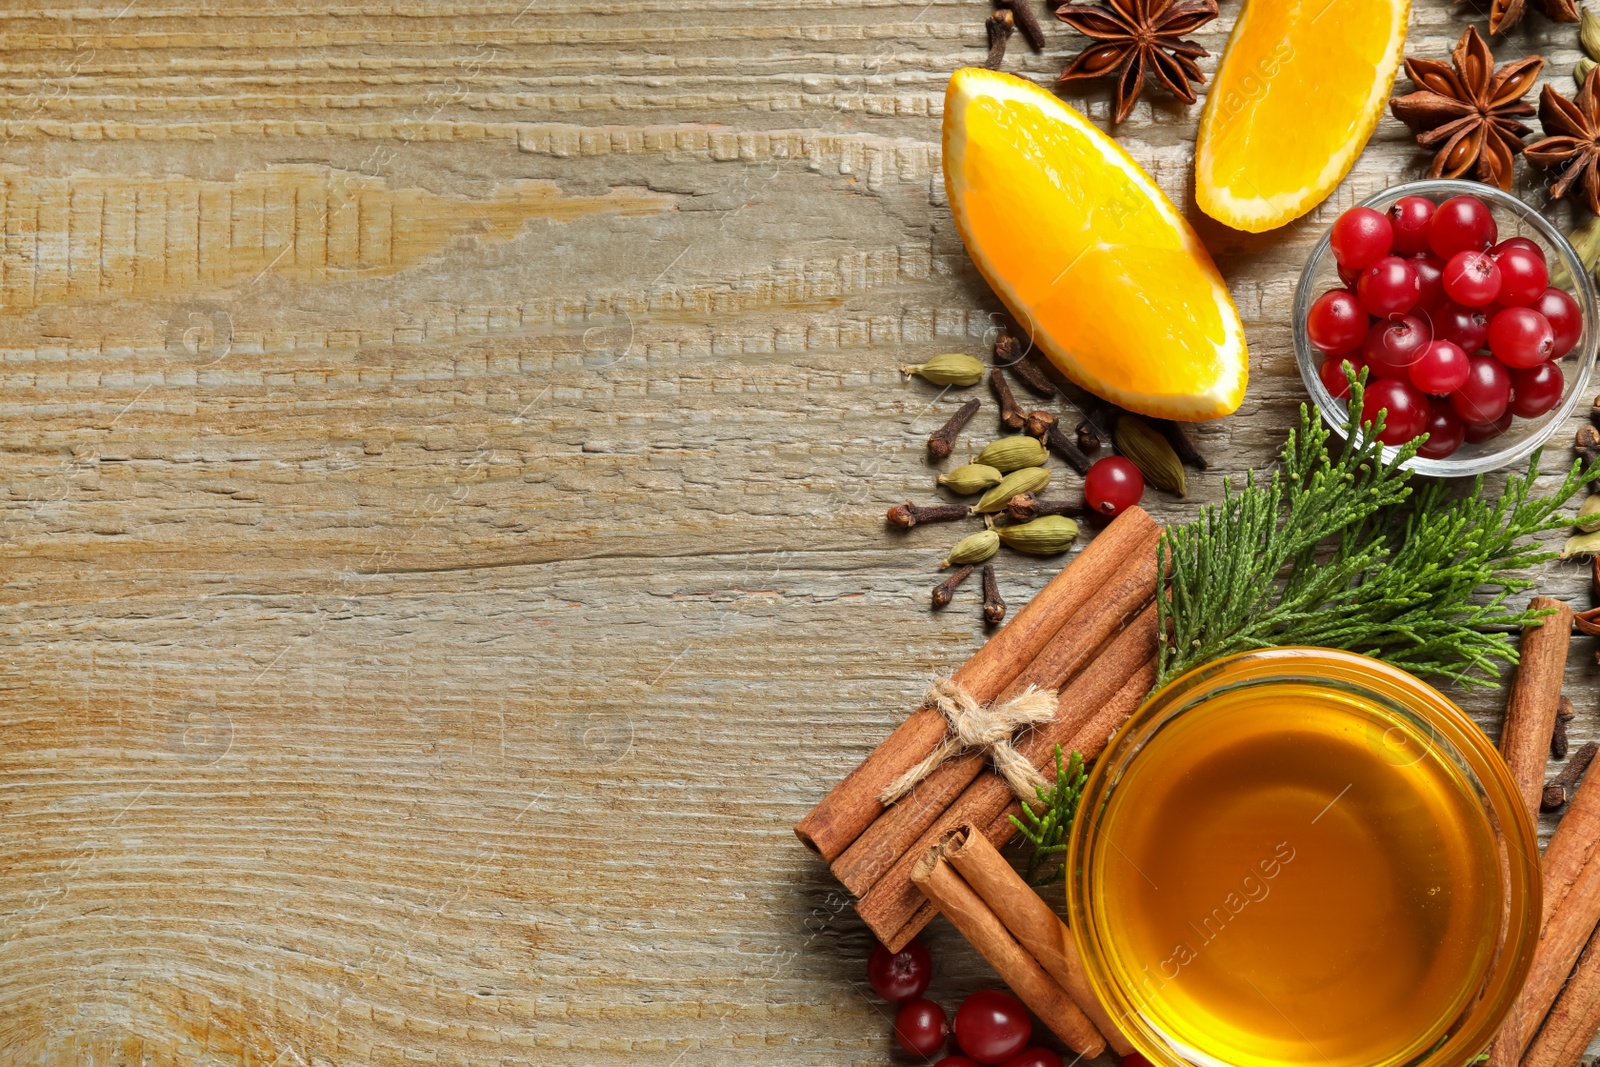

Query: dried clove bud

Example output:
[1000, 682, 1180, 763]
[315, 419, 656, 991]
[1023, 410, 1057, 438]
[1011, 354, 1059, 397]
[1543, 741, 1598, 811]
[928, 398, 981, 461]
[933, 564, 975, 608]
[981, 563, 1006, 625]
[1006, 491, 1087, 523]
[1156, 418, 1210, 470]
[1578, 424, 1600, 466]
[887, 501, 970, 529]
[1554, 695, 1577, 760]
[990, 369, 1025, 432]
[1041, 421, 1092, 475]
[1075, 421, 1103, 455]
[998, 0, 1046, 50]
[984, 9, 1014, 69]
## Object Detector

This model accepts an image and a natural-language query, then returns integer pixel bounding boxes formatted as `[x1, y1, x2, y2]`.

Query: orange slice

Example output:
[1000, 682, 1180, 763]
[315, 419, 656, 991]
[1196, 0, 1409, 233]
[943, 68, 1247, 422]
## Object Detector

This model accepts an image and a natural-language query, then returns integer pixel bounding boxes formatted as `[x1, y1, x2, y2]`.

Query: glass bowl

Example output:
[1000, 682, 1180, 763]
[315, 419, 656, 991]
[1067, 648, 1540, 1067]
[1293, 179, 1598, 477]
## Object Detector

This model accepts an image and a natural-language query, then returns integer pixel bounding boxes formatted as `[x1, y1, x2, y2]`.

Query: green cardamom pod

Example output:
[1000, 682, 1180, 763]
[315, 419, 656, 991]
[1563, 530, 1600, 559]
[942, 529, 999, 569]
[1579, 494, 1600, 534]
[1114, 414, 1186, 497]
[972, 435, 1048, 473]
[1558, 217, 1600, 290]
[1579, 56, 1598, 90]
[900, 353, 985, 387]
[996, 515, 1080, 555]
[1583, 7, 1600, 60]
[937, 463, 1004, 495]
[971, 466, 1051, 514]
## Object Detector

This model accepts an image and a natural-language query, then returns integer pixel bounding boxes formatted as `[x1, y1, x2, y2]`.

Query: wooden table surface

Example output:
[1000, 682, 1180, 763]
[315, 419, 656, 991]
[3, 1, 1599, 1064]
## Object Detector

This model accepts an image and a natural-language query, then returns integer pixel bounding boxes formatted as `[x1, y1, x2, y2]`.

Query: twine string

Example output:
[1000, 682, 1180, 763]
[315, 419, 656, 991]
[878, 677, 1057, 807]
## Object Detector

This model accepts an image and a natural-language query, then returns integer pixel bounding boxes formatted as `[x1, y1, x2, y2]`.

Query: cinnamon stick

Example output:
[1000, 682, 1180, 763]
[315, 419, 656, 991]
[794, 507, 1159, 862]
[912, 836, 1106, 1056]
[862, 610, 1160, 950]
[1500, 596, 1574, 824]
[1522, 919, 1600, 1067]
[830, 522, 1160, 895]
[944, 823, 1133, 1055]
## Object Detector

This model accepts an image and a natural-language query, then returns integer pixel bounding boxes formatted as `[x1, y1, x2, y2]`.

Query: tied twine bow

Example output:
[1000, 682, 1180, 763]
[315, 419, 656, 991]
[878, 678, 1057, 807]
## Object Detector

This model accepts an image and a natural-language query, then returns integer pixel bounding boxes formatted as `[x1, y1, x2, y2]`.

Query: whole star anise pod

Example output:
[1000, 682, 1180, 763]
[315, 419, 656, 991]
[1490, 0, 1579, 36]
[1056, 0, 1219, 125]
[1388, 25, 1543, 191]
[1526, 68, 1600, 215]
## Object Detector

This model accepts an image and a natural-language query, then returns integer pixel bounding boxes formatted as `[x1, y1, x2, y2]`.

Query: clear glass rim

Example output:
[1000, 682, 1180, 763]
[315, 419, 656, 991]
[1066, 647, 1541, 1067]
[1293, 179, 1599, 478]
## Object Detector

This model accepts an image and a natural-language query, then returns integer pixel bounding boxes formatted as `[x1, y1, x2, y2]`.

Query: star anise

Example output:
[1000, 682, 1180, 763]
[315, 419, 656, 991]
[1489, 0, 1579, 36]
[1055, 0, 1219, 125]
[1388, 26, 1543, 191]
[1526, 68, 1600, 215]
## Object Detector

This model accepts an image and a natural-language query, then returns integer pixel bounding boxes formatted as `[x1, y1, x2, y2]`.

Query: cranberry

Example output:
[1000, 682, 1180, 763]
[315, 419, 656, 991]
[1450, 355, 1512, 424]
[1430, 301, 1490, 352]
[1442, 250, 1502, 307]
[1417, 399, 1465, 460]
[1509, 360, 1565, 418]
[1534, 287, 1583, 356]
[1306, 288, 1369, 353]
[1357, 255, 1420, 317]
[1388, 195, 1436, 255]
[937, 1059, 983, 1067]
[1409, 339, 1470, 395]
[1463, 409, 1513, 442]
[1488, 306, 1555, 368]
[1412, 253, 1447, 311]
[1363, 313, 1431, 378]
[1493, 236, 1543, 258]
[1331, 206, 1394, 271]
[1361, 376, 1429, 445]
[867, 939, 932, 1004]
[1338, 261, 1363, 290]
[1122, 1055, 1156, 1067]
[1319, 353, 1365, 398]
[1084, 457, 1144, 519]
[953, 991, 1032, 1065]
[999, 1050, 1065, 1067]
[895, 999, 950, 1057]
[1492, 244, 1549, 306]
[1429, 194, 1497, 258]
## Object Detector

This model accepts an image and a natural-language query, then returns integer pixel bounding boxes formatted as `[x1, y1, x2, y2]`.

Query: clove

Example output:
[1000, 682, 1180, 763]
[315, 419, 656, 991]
[1591, 394, 1600, 432]
[984, 9, 1013, 69]
[1006, 491, 1087, 523]
[1156, 419, 1210, 470]
[995, 331, 1057, 397]
[888, 501, 971, 529]
[989, 369, 1025, 432]
[1555, 695, 1577, 760]
[1041, 421, 1092, 475]
[1075, 421, 1103, 455]
[982, 563, 1006, 625]
[1578, 424, 1600, 467]
[928, 398, 982, 461]
[1543, 741, 1598, 811]
[1023, 410, 1057, 439]
[998, 0, 1047, 50]
[932, 564, 975, 608]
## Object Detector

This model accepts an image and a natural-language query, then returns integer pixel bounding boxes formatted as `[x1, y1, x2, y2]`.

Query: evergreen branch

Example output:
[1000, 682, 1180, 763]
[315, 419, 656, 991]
[1008, 745, 1087, 887]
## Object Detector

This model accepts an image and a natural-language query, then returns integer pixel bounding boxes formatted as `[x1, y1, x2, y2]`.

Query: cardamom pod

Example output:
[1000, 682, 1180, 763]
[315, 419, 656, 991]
[972, 435, 1048, 473]
[1579, 494, 1600, 534]
[1580, 56, 1598, 90]
[937, 463, 1004, 495]
[1558, 217, 1600, 290]
[1114, 414, 1187, 496]
[942, 529, 999, 568]
[901, 353, 985, 387]
[996, 515, 1080, 555]
[971, 466, 1051, 514]
[1563, 530, 1600, 559]
[1583, 7, 1600, 60]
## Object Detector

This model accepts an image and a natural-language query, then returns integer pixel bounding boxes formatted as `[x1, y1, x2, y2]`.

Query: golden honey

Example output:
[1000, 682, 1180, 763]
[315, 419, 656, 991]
[1090, 680, 1504, 1067]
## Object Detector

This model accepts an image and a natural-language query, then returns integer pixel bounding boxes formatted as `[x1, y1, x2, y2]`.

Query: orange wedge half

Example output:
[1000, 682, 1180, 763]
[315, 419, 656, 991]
[1196, 0, 1409, 232]
[943, 68, 1247, 421]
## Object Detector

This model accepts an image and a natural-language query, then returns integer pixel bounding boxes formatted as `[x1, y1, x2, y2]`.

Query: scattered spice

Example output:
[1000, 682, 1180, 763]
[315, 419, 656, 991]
[973, 467, 1052, 514]
[1592, 556, 1600, 603]
[997, 515, 1081, 555]
[1591, 393, 1600, 430]
[928, 398, 982, 461]
[1075, 421, 1104, 456]
[1041, 421, 1093, 475]
[1577, 8, 1600, 88]
[1544, 742, 1599, 812]
[902, 353, 986, 387]
[889, 501, 972, 529]
[1155, 418, 1209, 470]
[933, 565, 976, 608]
[985, 9, 1015, 70]
[1387, 26, 1542, 190]
[1502, 596, 1575, 820]
[990, 369, 1026, 432]
[1024, 410, 1057, 439]
[999, 0, 1047, 51]
[995, 331, 1058, 397]
[939, 463, 1005, 495]
[943, 529, 1001, 569]
[1554, 695, 1578, 760]
[1579, 424, 1600, 467]
[982, 564, 1007, 625]
[1578, 495, 1600, 533]
[1114, 414, 1187, 496]
[1526, 69, 1600, 216]
[1490, 0, 1579, 36]
[1007, 492, 1087, 523]
[1055, 0, 1219, 125]
[974, 435, 1048, 473]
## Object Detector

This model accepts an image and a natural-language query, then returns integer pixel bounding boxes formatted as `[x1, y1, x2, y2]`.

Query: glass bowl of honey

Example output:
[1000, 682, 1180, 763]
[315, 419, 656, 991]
[1067, 648, 1540, 1067]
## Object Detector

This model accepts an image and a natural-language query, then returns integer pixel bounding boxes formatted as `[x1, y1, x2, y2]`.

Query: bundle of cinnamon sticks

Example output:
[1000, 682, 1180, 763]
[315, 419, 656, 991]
[795, 505, 1162, 950]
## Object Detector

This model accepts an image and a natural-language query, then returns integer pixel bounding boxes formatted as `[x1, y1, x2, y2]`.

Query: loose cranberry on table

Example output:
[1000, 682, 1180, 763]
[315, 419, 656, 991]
[1361, 377, 1428, 445]
[1487, 306, 1555, 368]
[1429, 194, 1497, 258]
[1389, 195, 1435, 254]
[1319, 353, 1364, 399]
[953, 990, 1032, 1065]
[1409, 339, 1470, 396]
[1357, 255, 1419, 317]
[1412, 253, 1447, 311]
[999, 1049, 1064, 1067]
[1084, 456, 1144, 519]
[1535, 287, 1582, 356]
[1417, 399, 1465, 460]
[1450, 355, 1512, 425]
[1441, 250, 1501, 307]
[1431, 301, 1490, 352]
[868, 938, 933, 1003]
[1492, 243, 1549, 306]
[1509, 361, 1565, 418]
[1464, 409, 1513, 442]
[1364, 314, 1430, 378]
[895, 999, 950, 1057]
[1306, 289, 1368, 353]
[1331, 205, 1393, 271]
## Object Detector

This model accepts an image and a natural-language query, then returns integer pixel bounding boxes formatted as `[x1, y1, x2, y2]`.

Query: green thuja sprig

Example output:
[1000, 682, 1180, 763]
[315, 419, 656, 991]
[1008, 745, 1087, 887]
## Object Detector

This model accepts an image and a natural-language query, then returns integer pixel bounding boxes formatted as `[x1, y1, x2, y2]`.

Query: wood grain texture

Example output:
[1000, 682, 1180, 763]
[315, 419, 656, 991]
[0, 1, 1598, 1063]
